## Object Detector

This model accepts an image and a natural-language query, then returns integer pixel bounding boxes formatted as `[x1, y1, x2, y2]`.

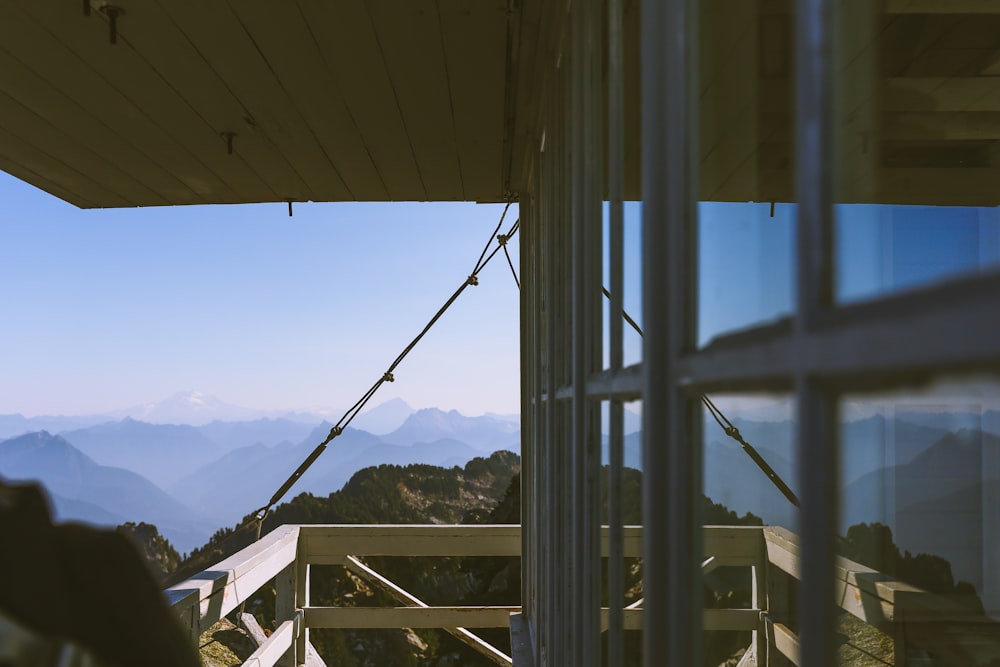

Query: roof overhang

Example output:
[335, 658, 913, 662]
[0, 0, 512, 207]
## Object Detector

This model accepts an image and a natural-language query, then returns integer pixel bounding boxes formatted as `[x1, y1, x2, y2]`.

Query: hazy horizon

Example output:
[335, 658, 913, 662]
[1, 171, 522, 418]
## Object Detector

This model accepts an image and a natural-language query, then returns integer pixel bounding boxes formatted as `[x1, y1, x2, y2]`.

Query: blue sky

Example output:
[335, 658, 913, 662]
[4, 164, 998, 419]
[0, 171, 522, 417]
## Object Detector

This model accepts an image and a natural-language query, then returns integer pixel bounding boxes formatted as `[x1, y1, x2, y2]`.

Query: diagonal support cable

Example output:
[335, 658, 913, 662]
[598, 287, 800, 508]
[249, 209, 521, 526]
[702, 395, 800, 507]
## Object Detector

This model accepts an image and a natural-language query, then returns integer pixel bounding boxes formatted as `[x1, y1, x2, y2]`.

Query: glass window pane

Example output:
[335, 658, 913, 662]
[703, 393, 798, 530]
[838, 380, 1000, 665]
[834, 5, 1000, 305]
[702, 393, 798, 666]
[698, 202, 795, 346]
[602, 201, 643, 368]
[837, 204, 1000, 303]
[697, 0, 796, 347]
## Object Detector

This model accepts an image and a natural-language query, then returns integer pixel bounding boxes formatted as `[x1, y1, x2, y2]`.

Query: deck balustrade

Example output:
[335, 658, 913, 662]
[166, 524, 985, 667]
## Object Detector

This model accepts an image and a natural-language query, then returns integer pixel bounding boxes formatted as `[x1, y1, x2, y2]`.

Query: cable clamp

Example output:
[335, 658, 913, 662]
[497, 234, 508, 246]
[383, 372, 395, 383]
[467, 275, 479, 286]
[725, 426, 741, 439]
[328, 425, 343, 440]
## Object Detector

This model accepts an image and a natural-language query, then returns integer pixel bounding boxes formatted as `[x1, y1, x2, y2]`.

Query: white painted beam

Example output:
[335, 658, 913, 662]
[304, 606, 520, 629]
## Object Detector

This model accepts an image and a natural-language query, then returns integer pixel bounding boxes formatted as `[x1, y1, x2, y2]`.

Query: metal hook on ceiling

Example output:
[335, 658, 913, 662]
[100, 5, 124, 44]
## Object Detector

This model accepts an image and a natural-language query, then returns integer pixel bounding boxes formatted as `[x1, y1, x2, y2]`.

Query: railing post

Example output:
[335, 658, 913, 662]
[296, 551, 310, 664]
[764, 541, 793, 667]
[752, 547, 766, 663]
[892, 613, 907, 666]
[275, 560, 298, 666]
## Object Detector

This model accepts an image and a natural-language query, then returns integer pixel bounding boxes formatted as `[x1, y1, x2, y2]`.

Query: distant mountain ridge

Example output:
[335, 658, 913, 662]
[60, 419, 223, 488]
[170, 409, 521, 526]
[0, 431, 212, 552]
[349, 398, 415, 434]
[108, 390, 263, 426]
[384, 407, 520, 453]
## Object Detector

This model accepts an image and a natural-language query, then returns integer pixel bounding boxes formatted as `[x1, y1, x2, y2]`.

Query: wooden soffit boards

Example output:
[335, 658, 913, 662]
[0, 0, 509, 208]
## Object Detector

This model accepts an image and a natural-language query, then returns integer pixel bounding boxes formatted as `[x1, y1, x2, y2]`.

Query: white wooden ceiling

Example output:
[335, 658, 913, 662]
[0, 0, 509, 207]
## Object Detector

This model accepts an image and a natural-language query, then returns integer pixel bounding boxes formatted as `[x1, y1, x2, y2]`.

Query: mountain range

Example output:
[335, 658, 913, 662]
[0, 391, 419, 440]
[0, 403, 524, 551]
[3, 392, 998, 598]
[0, 431, 215, 551]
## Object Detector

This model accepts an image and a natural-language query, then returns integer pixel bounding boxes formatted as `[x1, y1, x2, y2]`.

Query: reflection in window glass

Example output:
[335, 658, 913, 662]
[833, 2, 1000, 306]
[701, 394, 798, 667]
[696, 0, 795, 349]
[698, 202, 795, 347]
[702, 394, 798, 530]
[601, 201, 643, 368]
[836, 204, 1000, 304]
[838, 381, 1000, 665]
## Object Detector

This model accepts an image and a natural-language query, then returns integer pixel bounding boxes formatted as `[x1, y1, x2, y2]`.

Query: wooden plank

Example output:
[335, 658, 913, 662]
[0, 48, 195, 204]
[199, 542, 299, 633]
[222, 0, 379, 200]
[885, 0, 1000, 12]
[755, 0, 1000, 13]
[703, 609, 762, 633]
[870, 167, 1000, 207]
[303, 525, 747, 560]
[699, 1, 760, 201]
[438, 0, 507, 201]
[147, 0, 332, 202]
[209, 526, 301, 581]
[764, 525, 988, 634]
[367, 0, 464, 200]
[301, 0, 424, 200]
[0, 129, 98, 208]
[763, 526, 800, 578]
[0, 88, 154, 206]
[885, 77, 1000, 113]
[703, 526, 765, 565]
[735, 646, 758, 667]
[764, 525, 880, 587]
[601, 525, 643, 558]
[300, 525, 522, 558]
[607, 607, 756, 633]
[763, 77, 1000, 114]
[762, 615, 800, 666]
[244, 611, 327, 667]
[506, 0, 566, 193]
[304, 606, 520, 629]
[242, 617, 295, 667]
[6, 0, 250, 205]
[240, 613, 270, 648]
[883, 111, 1000, 141]
[167, 526, 299, 632]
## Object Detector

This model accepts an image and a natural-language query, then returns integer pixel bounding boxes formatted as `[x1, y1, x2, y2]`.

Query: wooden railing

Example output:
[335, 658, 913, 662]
[167, 525, 525, 667]
[166, 524, 990, 667]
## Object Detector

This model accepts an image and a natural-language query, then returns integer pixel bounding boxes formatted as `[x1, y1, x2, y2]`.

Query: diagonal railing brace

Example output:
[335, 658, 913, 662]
[343, 555, 513, 666]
